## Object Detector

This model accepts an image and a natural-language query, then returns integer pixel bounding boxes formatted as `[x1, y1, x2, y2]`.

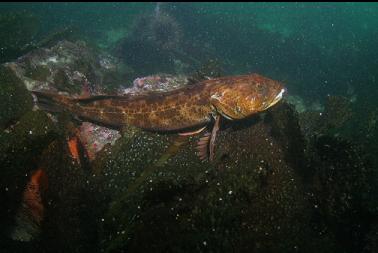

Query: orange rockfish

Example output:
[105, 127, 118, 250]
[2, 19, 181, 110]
[11, 168, 48, 241]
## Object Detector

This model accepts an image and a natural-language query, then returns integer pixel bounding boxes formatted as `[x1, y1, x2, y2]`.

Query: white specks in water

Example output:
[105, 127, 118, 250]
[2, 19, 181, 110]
[216, 182, 221, 186]
[219, 197, 223, 201]
[178, 197, 182, 202]
[29, 130, 33, 135]
[203, 241, 207, 246]
[228, 190, 233, 195]
[5, 187, 8, 191]
[101, 218, 105, 222]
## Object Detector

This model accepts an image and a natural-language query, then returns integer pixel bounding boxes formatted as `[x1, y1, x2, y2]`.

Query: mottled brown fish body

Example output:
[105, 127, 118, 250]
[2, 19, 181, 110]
[33, 74, 285, 132]
[74, 85, 214, 131]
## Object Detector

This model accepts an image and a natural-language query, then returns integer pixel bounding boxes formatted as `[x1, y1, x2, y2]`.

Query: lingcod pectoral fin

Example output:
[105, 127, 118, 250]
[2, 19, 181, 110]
[209, 114, 221, 161]
[195, 114, 221, 162]
[196, 132, 211, 161]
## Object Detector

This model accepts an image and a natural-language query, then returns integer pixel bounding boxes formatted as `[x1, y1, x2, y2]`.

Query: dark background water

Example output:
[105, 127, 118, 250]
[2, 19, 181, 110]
[1, 2, 378, 252]
[1, 3, 378, 98]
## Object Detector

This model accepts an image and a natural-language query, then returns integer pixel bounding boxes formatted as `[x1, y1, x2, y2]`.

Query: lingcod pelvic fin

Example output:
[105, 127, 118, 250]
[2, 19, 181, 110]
[178, 126, 207, 136]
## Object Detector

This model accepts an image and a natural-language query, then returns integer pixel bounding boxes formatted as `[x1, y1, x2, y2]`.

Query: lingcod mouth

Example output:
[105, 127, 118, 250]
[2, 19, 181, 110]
[267, 88, 286, 109]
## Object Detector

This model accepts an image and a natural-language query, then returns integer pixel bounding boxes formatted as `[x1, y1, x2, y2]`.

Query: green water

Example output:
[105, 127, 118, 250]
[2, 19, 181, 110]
[1, 2, 378, 253]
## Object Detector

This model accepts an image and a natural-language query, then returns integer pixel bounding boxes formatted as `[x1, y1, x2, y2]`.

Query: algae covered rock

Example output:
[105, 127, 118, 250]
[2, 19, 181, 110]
[0, 65, 33, 129]
[298, 95, 353, 139]
[307, 135, 375, 253]
[97, 102, 329, 253]
[0, 110, 58, 241]
[5, 40, 131, 95]
[37, 137, 100, 252]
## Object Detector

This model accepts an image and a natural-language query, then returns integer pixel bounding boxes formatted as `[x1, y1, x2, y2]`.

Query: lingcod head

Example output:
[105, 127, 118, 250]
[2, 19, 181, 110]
[210, 73, 285, 120]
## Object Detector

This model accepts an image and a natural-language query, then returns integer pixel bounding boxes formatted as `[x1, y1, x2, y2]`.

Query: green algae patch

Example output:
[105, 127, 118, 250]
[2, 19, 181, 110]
[24, 64, 51, 82]
[0, 110, 59, 180]
[0, 65, 33, 129]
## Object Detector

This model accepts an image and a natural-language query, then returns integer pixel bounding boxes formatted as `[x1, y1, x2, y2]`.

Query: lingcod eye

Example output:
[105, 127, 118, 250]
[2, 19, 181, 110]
[235, 105, 241, 113]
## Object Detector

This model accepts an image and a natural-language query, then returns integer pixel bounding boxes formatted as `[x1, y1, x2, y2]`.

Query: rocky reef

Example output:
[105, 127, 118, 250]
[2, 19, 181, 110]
[91, 102, 375, 253]
[1, 39, 377, 253]
[4, 40, 131, 94]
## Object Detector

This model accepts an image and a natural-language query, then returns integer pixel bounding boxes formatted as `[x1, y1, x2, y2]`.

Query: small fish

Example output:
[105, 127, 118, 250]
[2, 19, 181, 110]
[67, 135, 81, 162]
[32, 73, 285, 161]
[11, 168, 48, 242]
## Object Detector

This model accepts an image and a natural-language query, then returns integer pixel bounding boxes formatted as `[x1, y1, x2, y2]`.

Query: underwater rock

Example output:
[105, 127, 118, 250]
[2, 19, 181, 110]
[4, 40, 129, 94]
[119, 74, 189, 94]
[78, 122, 121, 162]
[285, 94, 323, 114]
[36, 137, 100, 252]
[366, 221, 378, 253]
[298, 95, 353, 139]
[0, 110, 58, 242]
[96, 102, 333, 252]
[94, 101, 375, 253]
[306, 135, 374, 253]
[0, 66, 33, 129]
[2, 40, 132, 163]
[186, 58, 225, 84]
[113, 8, 203, 77]
[320, 96, 353, 131]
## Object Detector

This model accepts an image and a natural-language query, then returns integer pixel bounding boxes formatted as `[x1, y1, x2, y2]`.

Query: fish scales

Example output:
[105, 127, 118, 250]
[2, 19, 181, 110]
[32, 73, 285, 134]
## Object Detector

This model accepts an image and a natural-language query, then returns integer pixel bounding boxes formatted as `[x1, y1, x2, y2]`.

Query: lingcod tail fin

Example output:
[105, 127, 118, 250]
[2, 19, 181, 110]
[31, 90, 72, 113]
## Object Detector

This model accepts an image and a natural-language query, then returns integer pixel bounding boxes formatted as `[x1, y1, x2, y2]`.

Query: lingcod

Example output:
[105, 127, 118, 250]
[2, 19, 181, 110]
[32, 73, 286, 161]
